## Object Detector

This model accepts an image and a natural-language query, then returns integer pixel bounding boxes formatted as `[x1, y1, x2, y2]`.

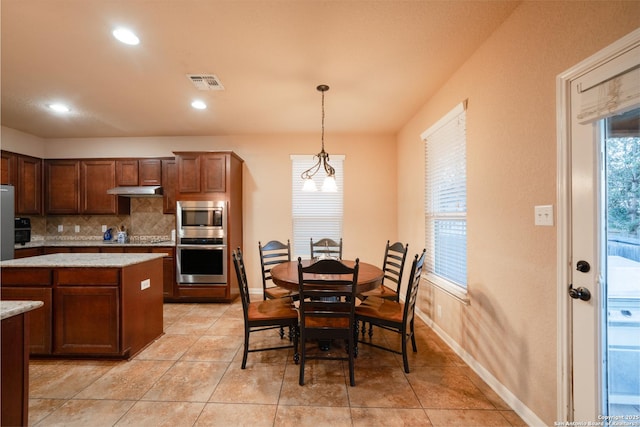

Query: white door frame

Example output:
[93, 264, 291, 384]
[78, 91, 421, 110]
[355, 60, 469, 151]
[556, 28, 640, 422]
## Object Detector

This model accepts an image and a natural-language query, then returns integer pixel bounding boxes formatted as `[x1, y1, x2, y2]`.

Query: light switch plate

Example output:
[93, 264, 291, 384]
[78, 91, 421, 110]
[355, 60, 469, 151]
[74, 225, 80, 233]
[141, 279, 150, 290]
[535, 205, 554, 226]
[57, 225, 63, 232]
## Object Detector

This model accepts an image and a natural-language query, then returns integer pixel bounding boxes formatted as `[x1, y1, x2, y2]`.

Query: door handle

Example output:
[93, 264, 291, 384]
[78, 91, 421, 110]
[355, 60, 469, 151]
[568, 284, 591, 301]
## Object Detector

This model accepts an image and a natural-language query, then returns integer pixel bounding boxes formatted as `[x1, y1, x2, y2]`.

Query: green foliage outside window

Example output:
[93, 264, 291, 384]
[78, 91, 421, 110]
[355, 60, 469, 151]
[607, 136, 640, 237]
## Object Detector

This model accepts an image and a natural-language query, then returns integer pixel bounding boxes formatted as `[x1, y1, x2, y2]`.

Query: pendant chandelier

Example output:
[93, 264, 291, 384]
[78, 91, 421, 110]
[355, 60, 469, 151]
[301, 84, 337, 192]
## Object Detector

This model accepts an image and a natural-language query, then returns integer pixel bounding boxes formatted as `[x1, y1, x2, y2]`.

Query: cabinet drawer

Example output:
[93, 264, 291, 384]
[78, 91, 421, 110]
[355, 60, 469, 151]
[55, 269, 119, 286]
[101, 247, 125, 253]
[44, 247, 71, 254]
[14, 247, 44, 259]
[178, 286, 227, 299]
[123, 247, 151, 253]
[71, 247, 100, 253]
[1, 268, 52, 286]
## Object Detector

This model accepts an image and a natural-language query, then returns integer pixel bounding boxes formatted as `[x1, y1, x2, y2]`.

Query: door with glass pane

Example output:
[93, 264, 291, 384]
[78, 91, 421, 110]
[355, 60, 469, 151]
[567, 35, 639, 422]
[604, 114, 640, 415]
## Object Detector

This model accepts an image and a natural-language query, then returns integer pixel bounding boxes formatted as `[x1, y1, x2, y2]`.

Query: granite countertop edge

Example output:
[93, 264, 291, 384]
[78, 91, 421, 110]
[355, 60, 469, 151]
[16, 240, 176, 249]
[1, 300, 45, 320]
[0, 253, 167, 268]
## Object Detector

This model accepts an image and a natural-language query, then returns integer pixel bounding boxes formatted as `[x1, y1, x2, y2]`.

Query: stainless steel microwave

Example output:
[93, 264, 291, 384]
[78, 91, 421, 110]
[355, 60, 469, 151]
[177, 200, 226, 239]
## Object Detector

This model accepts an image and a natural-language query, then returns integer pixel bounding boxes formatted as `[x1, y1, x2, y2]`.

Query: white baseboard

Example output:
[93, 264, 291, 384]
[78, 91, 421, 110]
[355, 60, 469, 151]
[415, 308, 546, 427]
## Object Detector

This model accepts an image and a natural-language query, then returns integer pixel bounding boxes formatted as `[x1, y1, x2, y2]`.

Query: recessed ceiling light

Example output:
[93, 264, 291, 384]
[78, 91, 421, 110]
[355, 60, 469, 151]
[112, 27, 140, 45]
[191, 100, 207, 110]
[48, 103, 70, 113]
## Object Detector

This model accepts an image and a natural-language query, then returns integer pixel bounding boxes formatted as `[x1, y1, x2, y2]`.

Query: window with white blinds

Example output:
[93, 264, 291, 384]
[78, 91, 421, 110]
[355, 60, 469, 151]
[422, 101, 467, 290]
[291, 155, 344, 258]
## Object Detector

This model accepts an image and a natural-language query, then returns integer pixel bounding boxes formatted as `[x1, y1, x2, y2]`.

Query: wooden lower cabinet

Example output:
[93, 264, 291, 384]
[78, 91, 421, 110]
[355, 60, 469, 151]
[54, 285, 120, 355]
[0, 258, 163, 359]
[1, 313, 30, 426]
[151, 247, 175, 298]
[1, 288, 52, 355]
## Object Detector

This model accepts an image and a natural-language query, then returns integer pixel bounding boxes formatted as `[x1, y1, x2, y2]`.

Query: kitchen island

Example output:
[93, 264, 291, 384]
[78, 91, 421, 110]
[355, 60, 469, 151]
[13, 239, 178, 300]
[1, 301, 43, 426]
[0, 253, 165, 359]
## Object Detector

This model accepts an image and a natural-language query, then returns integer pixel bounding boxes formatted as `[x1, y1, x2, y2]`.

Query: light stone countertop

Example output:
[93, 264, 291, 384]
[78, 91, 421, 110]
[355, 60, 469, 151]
[0, 253, 167, 268]
[16, 239, 175, 249]
[0, 300, 44, 320]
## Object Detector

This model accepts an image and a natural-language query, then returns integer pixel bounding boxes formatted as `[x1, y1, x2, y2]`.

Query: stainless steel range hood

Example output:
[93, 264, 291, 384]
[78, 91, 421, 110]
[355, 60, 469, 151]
[107, 186, 163, 197]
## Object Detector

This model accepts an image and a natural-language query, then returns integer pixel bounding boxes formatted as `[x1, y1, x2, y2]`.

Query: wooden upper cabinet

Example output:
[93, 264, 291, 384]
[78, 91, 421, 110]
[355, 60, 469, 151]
[139, 159, 162, 186]
[45, 160, 80, 214]
[175, 152, 226, 195]
[116, 160, 139, 186]
[161, 159, 177, 213]
[176, 153, 201, 193]
[81, 160, 129, 215]
[17, 155, 42, 215]
[82, 160, 115, 214]
[202, 154, 226, 192]
[1, 151, 16, 185]
[1, 151, 43, 215]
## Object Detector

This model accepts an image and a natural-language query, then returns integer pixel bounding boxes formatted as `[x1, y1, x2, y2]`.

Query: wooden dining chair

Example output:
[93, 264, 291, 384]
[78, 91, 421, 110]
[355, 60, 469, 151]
[310, 237, 343, 259]
[259, 240, 299, 301]
[232, 249, 299, 369]
[359, 240, 408, 302]
[355, 249, 426, 373]
[358, 240, 408, 336]
[297, 257, 359, 386]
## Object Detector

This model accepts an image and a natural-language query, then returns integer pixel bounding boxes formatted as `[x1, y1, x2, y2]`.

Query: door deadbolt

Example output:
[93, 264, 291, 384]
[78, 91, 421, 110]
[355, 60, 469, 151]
[576, 260, 591, 273]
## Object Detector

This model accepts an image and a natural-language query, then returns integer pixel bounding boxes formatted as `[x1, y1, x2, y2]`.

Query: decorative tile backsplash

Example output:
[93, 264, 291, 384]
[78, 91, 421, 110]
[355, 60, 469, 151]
[31, 198, 175, 241]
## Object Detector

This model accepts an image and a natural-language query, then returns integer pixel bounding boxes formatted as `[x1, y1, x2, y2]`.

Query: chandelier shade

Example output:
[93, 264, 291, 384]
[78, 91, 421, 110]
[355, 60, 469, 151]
[301, 84, 337, 192]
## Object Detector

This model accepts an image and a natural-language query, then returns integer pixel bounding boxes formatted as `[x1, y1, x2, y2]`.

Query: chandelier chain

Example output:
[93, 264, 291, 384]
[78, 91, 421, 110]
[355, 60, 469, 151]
[300, 84, 336, 192]
[321, 88, 325, 152]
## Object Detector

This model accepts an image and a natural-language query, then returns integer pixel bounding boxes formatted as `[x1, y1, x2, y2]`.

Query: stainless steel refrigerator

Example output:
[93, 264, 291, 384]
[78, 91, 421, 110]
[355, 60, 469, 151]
[1, 185, 15, 260]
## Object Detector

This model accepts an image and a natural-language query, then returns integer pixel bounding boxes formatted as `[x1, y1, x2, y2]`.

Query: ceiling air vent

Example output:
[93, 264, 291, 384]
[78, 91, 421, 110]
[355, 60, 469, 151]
[187, 74, 224, 91]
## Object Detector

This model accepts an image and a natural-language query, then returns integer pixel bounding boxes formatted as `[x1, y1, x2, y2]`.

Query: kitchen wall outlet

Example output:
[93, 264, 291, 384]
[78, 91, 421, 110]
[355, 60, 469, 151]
[74, 225, 80, 233]
[140, 279, 150, 290]
[437, 304, 442, 318]
[101, 225, 107, 233]
[534, 205, 554, 226]
[57, 225, 63, 232]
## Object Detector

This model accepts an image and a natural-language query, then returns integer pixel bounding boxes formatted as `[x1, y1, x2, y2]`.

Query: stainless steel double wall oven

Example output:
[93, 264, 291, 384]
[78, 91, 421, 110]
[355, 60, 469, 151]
[176, 200, 227, 285]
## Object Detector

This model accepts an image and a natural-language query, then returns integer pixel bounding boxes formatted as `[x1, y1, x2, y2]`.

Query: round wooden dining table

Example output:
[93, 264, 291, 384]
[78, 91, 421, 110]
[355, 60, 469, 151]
[270, 259, 384, 292]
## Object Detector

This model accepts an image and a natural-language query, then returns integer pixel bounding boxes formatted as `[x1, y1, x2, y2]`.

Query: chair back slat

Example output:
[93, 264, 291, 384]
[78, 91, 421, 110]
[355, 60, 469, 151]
[310, 237, 343, 260]
[258, 239, 292, 299]
[380, 240, 409, 297]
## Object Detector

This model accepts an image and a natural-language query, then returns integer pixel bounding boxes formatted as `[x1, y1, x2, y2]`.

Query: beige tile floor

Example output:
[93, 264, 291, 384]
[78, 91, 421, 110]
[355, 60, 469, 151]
[28, 301, 527, 426]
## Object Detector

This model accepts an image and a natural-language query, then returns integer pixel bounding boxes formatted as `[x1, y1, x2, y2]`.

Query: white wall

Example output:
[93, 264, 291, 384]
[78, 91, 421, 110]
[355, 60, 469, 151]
[1, 126, 46, 158]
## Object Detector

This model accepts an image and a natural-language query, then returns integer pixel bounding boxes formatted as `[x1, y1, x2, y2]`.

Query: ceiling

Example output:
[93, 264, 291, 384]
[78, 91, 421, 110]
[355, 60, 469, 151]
[1, 0, 520, 139]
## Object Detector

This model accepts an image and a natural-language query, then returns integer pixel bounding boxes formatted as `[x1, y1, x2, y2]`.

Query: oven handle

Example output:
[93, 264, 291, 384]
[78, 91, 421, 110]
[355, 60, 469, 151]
[177, 245, 226, 250]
